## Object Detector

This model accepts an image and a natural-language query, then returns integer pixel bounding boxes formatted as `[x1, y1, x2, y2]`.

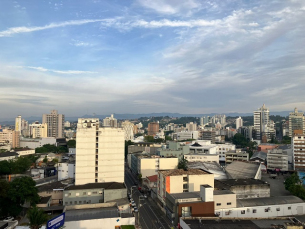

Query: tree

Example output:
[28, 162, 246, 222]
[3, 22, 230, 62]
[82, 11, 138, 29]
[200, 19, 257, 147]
[43, 157, 48, 164]
[165, 136, 172, 141]
[138, 173, 142, 181]
[0, 160, 12, 175]
[27, 207, 48, 229]
[0, 180, 10, 217]
[282, 136, 291, 144]
[232, 133, 248, 148]
[67, 140, 76, 148]
[144, 135, 155, 142]
[52, 158, 58, 164]
[178, 158, 188, 170]
[11, 157, 32, 174]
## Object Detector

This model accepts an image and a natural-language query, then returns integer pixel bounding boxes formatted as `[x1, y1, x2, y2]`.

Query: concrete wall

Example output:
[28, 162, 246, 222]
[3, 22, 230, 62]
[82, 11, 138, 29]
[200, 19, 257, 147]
[215, 202, 305, 218]
[214, 194, 237, 210]
[39, 190, 63, 205]
[231, 184, 270, 199]
[170, 176, 184, 194]
[104, 188, 127, 202]
[188, 174, 214, 191]
[63, 188, 104, 205]
[139, 157, 178, 178]
[184, 154, 219, 163]
[58, 163, 75, 181]
[16, 149, 35, 156]
[64, 217, 135, 229]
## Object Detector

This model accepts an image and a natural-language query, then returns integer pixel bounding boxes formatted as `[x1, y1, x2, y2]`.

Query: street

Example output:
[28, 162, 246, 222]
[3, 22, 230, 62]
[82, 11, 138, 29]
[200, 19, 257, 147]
[124, 163, 173, 229]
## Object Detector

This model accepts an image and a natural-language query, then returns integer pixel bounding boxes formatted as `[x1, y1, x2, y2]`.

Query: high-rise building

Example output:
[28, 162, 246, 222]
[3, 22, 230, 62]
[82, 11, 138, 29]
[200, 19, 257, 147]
[42, 110, 65, 138]
[31, 123, 48, 138]
[103, 114, 117, 127]
[236, 117, 243, 130]
[121, 120, 134, 140]
[0, 129, 20, 148]
[75, 118, 125, 185]
[148, 122, 159, 136]
[15, 115, 22, 135]
[253, 104, 274, 141]
[186, 122, 197, 131]
[292, 135, 305, 171]
[289, 108, 305, 137]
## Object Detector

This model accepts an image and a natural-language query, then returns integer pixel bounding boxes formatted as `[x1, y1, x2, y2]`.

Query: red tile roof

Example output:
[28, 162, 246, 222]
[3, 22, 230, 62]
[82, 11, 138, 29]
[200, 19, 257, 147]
[146, 175, 158, 183]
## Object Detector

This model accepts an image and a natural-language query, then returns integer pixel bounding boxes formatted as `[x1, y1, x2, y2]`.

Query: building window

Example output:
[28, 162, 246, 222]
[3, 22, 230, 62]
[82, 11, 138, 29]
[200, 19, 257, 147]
[76, 193, 79, 196]
[253, 209, 257, 213]
[79, 201, 82, 204]
[74, 201, 77, 204]
[241, 210, 245, 214]
[227, 202, 231, 205]
[216, 203, 221, 206]
[288, 207, 291, 210]
[92, 192, 98, 194]
[83, 201, 86, 204]
[183, 177, 188, 182]
[83, 192, 86, 195]
[276, 208, 280, 211]
[65, 202, 68, 205]
[68, 193, 71, 196]
[70, 201, 72, 204]
[99, 191, 103, 194]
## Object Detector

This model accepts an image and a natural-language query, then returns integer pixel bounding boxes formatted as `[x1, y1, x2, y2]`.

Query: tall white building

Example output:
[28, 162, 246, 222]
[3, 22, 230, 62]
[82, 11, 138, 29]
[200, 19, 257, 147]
[289, 108, 305, 137]
[292, 135, 305, 171]
[235, 117, 243, 130]
[15, 115, 22, 135]
[186, 122, 197, 131]
[103, 114, 117, 127]
[75, 118, 125, 185]
[253, 104, 274, 141]
[42, 110, 65, 138]
[121, 120, 134, 140]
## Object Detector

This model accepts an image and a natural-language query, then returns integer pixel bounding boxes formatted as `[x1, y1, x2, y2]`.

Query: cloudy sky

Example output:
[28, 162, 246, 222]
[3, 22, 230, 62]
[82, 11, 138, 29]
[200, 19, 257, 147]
[0, 0, 304, 119]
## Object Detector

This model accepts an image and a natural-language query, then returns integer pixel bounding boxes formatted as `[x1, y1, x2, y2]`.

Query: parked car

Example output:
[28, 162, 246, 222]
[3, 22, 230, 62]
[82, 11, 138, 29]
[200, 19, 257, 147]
[131, 202, 136, 207]
[144, 195, 147, 199]
[3, 216, 14, 221]
[133, 207, 138, 212]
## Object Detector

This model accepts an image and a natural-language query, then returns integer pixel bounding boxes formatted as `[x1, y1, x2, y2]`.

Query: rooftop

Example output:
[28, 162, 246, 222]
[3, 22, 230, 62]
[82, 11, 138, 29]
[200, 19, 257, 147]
[146, 174, 158, 183]
[39, 196, 51, 204]
[159, 169, 210, 176]
[169, 192, 201, 200]
[37, 180, 71, 192]
[225, 161, 261, 179]
[0, 151, 19, 157]
[65, 206, 119, 222]
[183, 219, 260, 229]
[65, 182, 126, 191]
[214, 179, 269, 190]
[237, 196, 304, 207]
[250, 151, 267, 161]
[188, 161, 227, 180]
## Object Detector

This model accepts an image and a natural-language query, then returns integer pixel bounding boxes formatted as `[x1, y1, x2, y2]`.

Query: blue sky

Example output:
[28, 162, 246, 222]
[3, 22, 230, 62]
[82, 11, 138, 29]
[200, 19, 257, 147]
[0, 0, 304, 119]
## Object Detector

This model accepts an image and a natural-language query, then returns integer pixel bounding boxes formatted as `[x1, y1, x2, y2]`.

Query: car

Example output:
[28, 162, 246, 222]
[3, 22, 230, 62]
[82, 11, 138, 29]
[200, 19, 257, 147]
[3, 216, 14, 221]
[144, 195, 147, 199]
[131, 202, 136, 207]
[130, 198, 133, 202]
[133, 207, 138, 212]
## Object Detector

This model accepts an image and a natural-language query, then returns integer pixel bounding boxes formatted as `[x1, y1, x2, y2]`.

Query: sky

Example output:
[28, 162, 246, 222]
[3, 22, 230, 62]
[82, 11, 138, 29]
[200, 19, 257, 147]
[0, 0, 305, 119]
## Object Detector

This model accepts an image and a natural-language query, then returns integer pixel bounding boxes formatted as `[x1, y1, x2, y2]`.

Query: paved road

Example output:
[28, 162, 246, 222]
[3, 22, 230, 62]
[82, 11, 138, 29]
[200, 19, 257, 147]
[124, 164, 173, 229]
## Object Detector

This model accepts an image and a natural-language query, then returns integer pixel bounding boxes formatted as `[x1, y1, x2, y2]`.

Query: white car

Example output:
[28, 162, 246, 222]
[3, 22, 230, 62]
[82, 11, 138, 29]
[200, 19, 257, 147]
[144, 195, 147, 199]
[133, 207, 138, 212]
[131, 202, 136, 207]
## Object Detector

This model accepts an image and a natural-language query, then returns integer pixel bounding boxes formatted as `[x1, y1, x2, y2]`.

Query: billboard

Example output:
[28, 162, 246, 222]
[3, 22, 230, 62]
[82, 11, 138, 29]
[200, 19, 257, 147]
[47, 213, 65, 229]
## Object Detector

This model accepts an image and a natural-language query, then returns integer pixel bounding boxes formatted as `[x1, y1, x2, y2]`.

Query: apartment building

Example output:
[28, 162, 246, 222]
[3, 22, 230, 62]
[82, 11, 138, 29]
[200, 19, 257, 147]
[42, 110, 65, 138]
[253, 104, 275, 141]
[157, 169, 214, 204]
[292, 135, 305, 170]
[289, 108, 305, 137]
[267, 149, 288, 171]
[75, 118, 125, 185]
[121, 120, 134, 140]
[102, 114, 117, 128]
[235, 117, 243, 130]
[0, 129, 20, 148]
[31, 123, 48, 138]
[225, 150, 249, 164]
[148, 122, 159, 136]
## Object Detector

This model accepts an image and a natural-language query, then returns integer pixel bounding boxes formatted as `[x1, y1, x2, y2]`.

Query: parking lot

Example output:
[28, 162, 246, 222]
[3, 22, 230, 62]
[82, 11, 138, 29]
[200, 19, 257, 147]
[261, 172, 292, 197]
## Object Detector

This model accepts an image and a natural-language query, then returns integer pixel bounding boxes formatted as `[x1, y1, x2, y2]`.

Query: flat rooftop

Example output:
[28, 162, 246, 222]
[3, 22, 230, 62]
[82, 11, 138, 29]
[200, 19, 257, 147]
[65, 182, 126, 191]
[183, 219, 260, 229]
[37, 180, 71, 192]
[225, 161, 260, 179]
[159, 169, 210, 176]
[65, 206, 119, 222]
[214, 179, 268, 190]
[237, 196, 304, 207]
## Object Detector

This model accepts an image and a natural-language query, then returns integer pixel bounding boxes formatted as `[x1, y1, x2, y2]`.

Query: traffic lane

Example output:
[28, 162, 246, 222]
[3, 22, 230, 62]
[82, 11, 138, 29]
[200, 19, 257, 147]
[139, 204, 160, 229]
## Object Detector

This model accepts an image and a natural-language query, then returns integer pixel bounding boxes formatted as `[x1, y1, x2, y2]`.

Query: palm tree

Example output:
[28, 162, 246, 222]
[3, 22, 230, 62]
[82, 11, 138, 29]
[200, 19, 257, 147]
[27, 207, 48, 229]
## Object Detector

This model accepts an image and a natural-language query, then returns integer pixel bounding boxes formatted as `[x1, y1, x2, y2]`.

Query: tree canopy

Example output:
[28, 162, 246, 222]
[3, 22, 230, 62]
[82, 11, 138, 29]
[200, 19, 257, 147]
[178, 158, 188, 170]
[67, 140, 76, 148]
[27, 207, 48, 229]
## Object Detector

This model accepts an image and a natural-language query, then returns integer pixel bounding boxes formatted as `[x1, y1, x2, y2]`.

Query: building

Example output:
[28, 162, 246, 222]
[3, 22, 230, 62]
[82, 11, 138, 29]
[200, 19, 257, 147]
[253, 104, 275, 141]
[147, 122, 159, 136]
[31, 123, 48, 138]
[64, 121, 71, 128]
[15, 148, 35, 156]
[184, 154, 219, 163]
[238, 126, 254, 140]
[75, 118, 125, 185]
[137, 155, 178, 178]
[188, 141, 218, 155]
[236, 117, 243, 130]
[142, 174, 158, 190]
[289, 108, 305, 137]
[257, 143, 278, 153]
[15, 115, 22, 134]
[121, 120, 134, 140]
[157, 142, 189, 160]
[200, 130, 216, 143]
[267, 149, 288, 171]
[186, 122, 197, 131]
[58, 162, 75, 181]
[20, 137, 58, 149]
[250, 151, 267, 164]
[128, 142, 163, 155]
[225, 150, 249, 164]
[157, 169, 214, 204]
[214, 179, 270, 199]
[102, 114, 117, 127]
[172, 131, 199, 141]
[292, 135, 305, 171]
[0, 129, 20, 148]
[188, 161, 227, 180]
[42, 110, 65, 138]
[216, 143, 236, 162]
[38, 180, 72, 205]
[225, 161, 262, 179]
[0, 151, 19, 161]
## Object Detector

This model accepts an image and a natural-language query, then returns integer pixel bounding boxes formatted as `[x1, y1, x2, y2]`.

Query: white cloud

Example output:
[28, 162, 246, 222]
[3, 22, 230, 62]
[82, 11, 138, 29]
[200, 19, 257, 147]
[11, 66, 97, 74]
[0, 19, 106, 37]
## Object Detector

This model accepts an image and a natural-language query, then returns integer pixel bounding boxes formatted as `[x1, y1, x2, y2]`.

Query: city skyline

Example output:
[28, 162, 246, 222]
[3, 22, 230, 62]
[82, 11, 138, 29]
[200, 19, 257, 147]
[1, 0, 305, 118]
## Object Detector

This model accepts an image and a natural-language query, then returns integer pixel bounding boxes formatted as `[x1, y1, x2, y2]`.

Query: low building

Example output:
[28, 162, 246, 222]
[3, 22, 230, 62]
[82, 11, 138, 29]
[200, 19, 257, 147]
[58, 162, 75, 181]
[138, 155, 178, 178]
[225, 150, 249, 164]
[184, 154, 219, 163]
[187, 161, 227, 180]
[157, 142, 190, 160]
[142, 174, 158, 190]
[128, 142, 163, 155]
[216, 143, 236, 162]
[214, 179, 270, 199]
[64, 203, 135, 229]
[31, 166, 56, 180]
[158, 169, 214, 205]
[172, 131, 199, 141]
[15, 148, 35, 156]
[37, 196, 52, 208]
[250, 151, 267, 164]
[200, 130, 216, 143]
[63, 182, 127, 206]
[0, 151, 18, 161]
[258, 143, 278, 153]
[225, 161, 262, 180]
[188, 141, 218, 155]
[267, 149, 288, 171]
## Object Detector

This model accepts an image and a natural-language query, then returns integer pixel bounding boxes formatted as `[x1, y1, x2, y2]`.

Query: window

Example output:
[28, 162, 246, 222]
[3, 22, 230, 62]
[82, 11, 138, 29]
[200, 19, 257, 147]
[216, 203, 221, 206]
[65, 202, 68, 205]
[70, 201, 72, 204]
[83, 201, 86, 204]
[74, 201, 77, 204]
[227, 202, 231, 205]
[68, 193, 71, 196]
[88, 192, 91, 196]
[79, 201, 82, 204]
[276, 208, 280, 211]
[265, 208, 269, 212]
[241, 210, 245, 214]
[83, 192, 86, 195]
[288, 207, 291, 210]
[253, 209, 257, 213]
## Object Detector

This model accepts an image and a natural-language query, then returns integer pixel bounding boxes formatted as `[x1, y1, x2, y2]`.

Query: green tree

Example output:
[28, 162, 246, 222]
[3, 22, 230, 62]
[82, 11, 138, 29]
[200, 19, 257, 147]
[138, 173, 142, 181]
[11, 157, 32, 174]
[27, 207, 48, 229]
[144, 135, 155, 142]
[0, 160, 12, 175]
[0, 180, 10, 217]
[178, 158, 188, 170]
[282, 136, 291, 144]
[285, 173, 300, 190]
[67, 140, 76, 148]
[165, 136, 172, 141]
[52, 158, 59, 164]
[57, 146, 68, 153]
[43, 157, 48, 164]
[232, 133, 248, 148]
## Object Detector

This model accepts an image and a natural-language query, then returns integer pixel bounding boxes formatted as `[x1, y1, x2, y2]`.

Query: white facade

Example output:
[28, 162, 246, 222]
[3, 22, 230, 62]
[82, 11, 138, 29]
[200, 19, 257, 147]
[175, 131, 199, 141]
[186, 122, 197, 131]
[64, 121, 71, 128]
[292, 135, 305, 170]
[188, 141, 218, 155]
[31, 123, 48, 138]
[75, 118, 125, 185]
[236, 117, 243, 130]
[103, 114, 117, 127]
[267, 149, 288, 171]
[15, 115, 22, 134]
[58, 162, 75, 181]
[138, 156, 178, 178]
[121, 121, 134, 141]
[20, 137, 57, 149]
[184, 154, 219, 163]
[16, 149, 35, 156]
[216, 143, 236, 162]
